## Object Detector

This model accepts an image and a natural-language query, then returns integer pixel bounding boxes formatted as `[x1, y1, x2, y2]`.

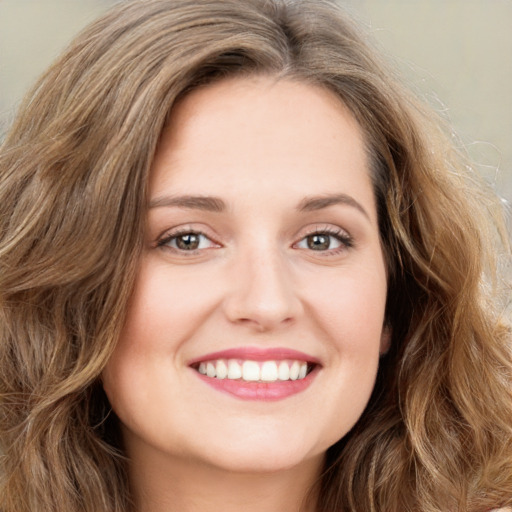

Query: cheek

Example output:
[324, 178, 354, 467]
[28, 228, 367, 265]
[101, 259, 219, 423]
[306, 262, 387, 344]
[124, 258, 224, 345]
[301, 256, 387, 413]
[306, 268, 386, 446]
[111, 261, 204, 359]
[101, 264, 168, 421]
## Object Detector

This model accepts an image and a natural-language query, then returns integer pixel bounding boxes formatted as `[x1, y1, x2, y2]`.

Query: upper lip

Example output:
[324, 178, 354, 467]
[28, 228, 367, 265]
[188, 347, 321, 366]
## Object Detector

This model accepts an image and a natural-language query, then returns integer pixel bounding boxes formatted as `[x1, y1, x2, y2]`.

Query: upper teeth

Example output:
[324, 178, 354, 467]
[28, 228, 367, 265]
[197, 359, 309, 382]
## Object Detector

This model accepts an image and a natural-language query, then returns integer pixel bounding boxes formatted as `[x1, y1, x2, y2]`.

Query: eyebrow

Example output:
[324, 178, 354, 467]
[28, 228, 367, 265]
[148, 195, 226, 212]
[297, 193, 370, 220]
[148, 192, 370, 219]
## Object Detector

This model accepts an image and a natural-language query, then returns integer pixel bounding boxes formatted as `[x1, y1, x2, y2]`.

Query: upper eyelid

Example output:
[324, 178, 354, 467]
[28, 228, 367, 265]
[157, 223, 214, 238]
[296, 224, 352, 240]
[168, 232, 216, 250]
[155, 226, 219, 249]
[293, 225, 355, 251]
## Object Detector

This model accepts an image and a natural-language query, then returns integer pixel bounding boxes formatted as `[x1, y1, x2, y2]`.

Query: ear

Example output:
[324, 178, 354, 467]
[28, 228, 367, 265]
[379, 325, 391, 355]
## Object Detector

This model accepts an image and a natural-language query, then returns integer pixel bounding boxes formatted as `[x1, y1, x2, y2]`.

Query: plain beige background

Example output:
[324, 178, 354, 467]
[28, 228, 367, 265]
[1, 0, 511, 202]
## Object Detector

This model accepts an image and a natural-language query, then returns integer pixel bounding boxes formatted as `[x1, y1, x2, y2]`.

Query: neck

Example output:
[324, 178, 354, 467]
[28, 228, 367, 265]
[127, 446, 323, 512]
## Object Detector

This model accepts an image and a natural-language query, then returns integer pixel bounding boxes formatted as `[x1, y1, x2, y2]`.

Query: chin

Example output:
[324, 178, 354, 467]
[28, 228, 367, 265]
[202, 448, 322, 475]
[190, 431, 326, 475]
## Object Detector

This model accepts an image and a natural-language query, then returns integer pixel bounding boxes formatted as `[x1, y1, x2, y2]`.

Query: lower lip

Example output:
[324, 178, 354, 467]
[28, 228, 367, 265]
[194, 368, 318, 401]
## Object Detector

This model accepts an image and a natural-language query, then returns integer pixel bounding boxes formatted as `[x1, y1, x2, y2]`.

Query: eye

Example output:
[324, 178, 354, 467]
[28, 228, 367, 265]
[158, 231, 218, 252]
[295, 229, 353, 252]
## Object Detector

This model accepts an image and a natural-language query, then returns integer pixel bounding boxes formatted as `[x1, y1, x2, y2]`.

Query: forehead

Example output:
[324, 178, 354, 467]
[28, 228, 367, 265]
[149, 76, 375, 219]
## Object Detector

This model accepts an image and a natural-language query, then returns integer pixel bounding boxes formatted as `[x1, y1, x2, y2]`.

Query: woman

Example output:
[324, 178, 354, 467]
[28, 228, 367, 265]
[0, 0, 510, 511]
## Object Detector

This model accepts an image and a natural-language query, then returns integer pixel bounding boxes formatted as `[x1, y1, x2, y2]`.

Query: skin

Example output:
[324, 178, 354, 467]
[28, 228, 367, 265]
[102, 76, 389, 512]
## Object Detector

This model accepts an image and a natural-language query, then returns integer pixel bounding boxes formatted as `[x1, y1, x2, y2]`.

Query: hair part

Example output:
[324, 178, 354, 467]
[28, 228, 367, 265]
[1, 1, 511, 511]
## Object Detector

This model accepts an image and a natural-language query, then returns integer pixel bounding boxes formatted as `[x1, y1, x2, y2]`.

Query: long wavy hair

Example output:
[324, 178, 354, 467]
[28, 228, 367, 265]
[1, 1, 511, 511]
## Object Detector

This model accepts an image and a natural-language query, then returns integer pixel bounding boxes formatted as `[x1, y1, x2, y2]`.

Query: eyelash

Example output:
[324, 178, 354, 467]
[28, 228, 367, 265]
[295, 226, 354, 255]
[156, 228, 219, 252]
[156, 226, 354, 255]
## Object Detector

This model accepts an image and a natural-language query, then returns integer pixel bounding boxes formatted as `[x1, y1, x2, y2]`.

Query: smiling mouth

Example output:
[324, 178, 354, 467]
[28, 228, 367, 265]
[192, 359, 316, 383]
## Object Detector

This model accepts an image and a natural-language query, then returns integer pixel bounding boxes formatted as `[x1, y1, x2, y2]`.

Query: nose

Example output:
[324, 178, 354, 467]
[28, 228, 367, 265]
[223, 246, 302, 332]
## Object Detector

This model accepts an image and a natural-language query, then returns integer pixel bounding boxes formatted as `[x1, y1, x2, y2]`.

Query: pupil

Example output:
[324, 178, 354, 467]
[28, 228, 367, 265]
[177, 234, 199, 250]
[308, 234, 330, 250]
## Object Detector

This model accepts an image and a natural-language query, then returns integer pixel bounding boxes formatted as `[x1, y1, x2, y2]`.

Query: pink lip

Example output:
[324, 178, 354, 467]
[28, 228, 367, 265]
[188, 347, 320, 366]
[188, 347, 321, 401]
[194, 369, 318, 401]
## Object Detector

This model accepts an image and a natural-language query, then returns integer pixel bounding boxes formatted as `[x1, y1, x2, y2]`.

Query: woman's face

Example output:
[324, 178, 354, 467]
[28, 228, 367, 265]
[102, 76, 389, 475]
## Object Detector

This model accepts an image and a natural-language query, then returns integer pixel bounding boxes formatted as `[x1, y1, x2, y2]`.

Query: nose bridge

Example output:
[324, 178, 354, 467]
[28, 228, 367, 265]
[224, 236, 301, 330]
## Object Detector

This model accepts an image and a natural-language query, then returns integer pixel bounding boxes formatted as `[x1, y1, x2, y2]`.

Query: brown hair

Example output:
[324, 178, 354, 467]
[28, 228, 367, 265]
[1, 1, 511, 511]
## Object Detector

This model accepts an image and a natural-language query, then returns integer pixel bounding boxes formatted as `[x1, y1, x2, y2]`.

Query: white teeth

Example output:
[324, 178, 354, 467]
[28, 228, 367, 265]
[227, 359, 242, 379]
[242, 360, 260, 381]
[216, 360, 228, 379]
[261, 361, 278, 382]
[289, 361, 300, 380]
[278, 361, 290, 380]
[196, 359, 312, 382]
[206, 362, 216, 378]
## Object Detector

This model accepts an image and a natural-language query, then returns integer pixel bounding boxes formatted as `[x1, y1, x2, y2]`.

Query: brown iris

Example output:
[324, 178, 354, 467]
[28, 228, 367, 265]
[176, 233, 201, 250]
[307, 234, 331, 250]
